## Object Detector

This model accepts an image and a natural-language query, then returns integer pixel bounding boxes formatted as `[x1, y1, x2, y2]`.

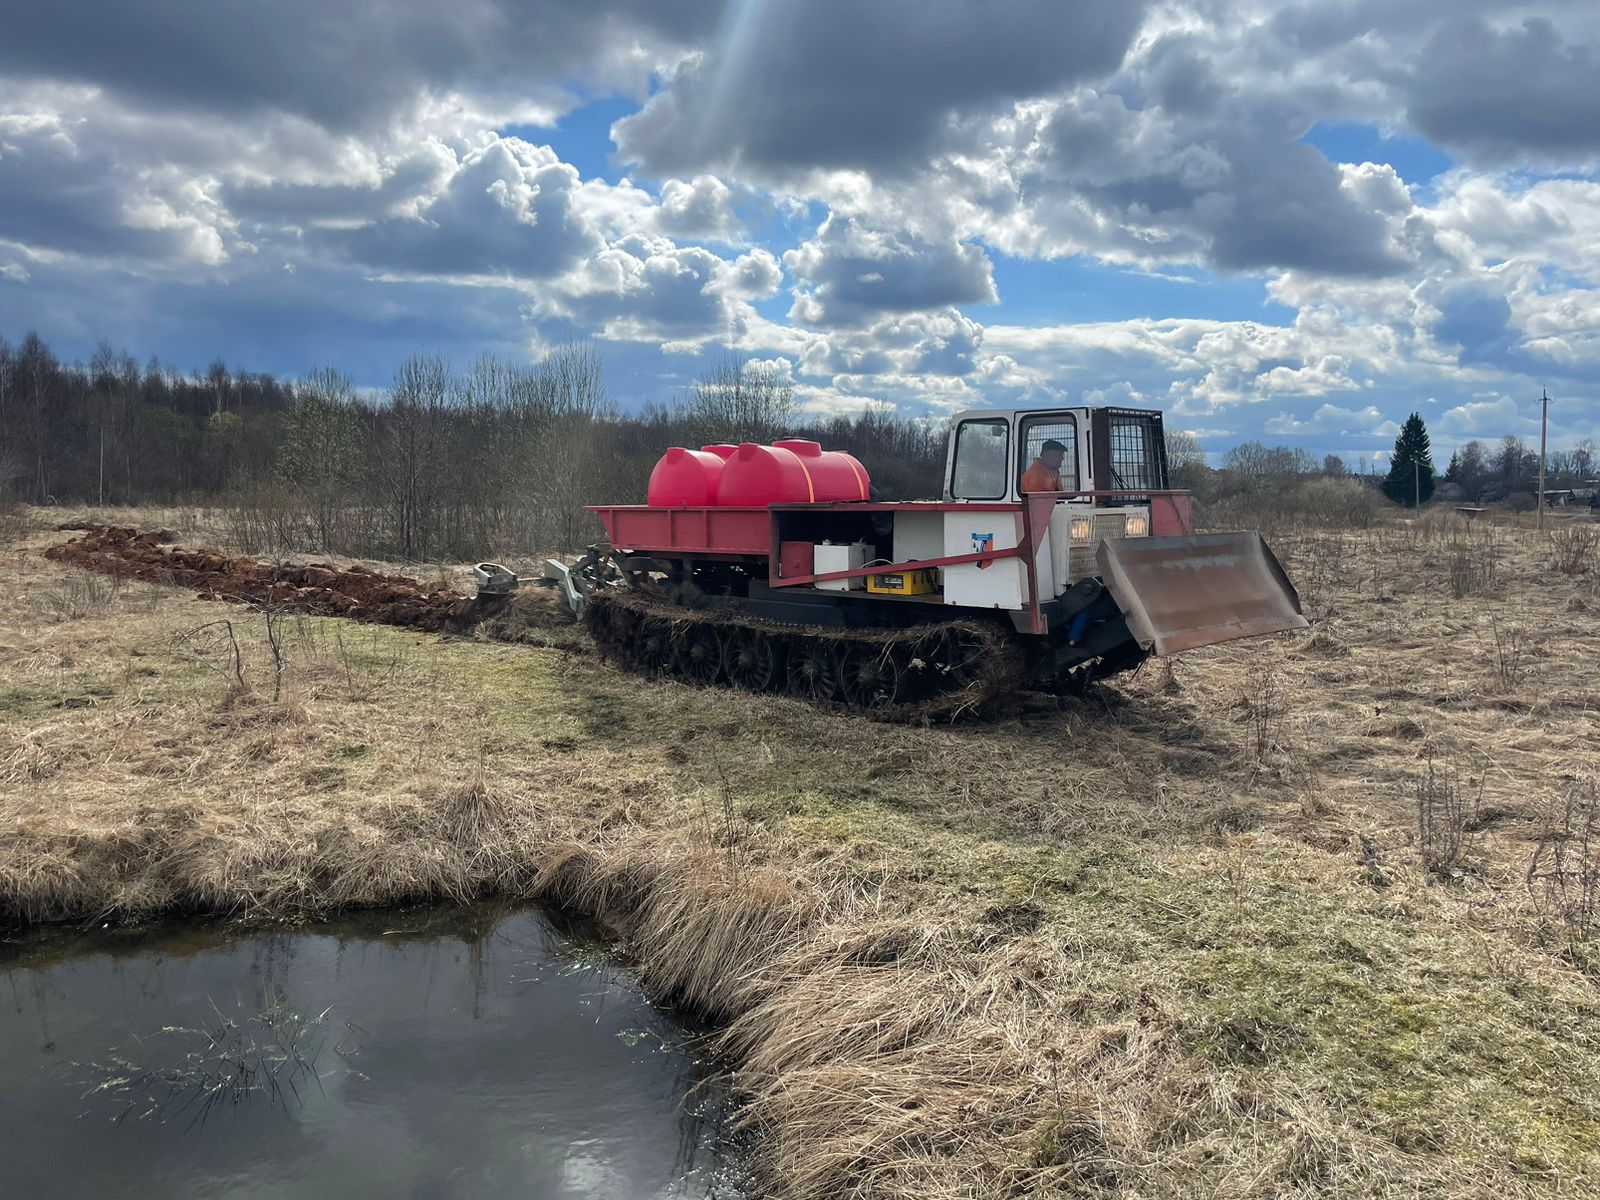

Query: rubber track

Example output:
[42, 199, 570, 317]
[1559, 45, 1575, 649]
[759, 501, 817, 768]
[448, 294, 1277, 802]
[585, 588, 1023, 723]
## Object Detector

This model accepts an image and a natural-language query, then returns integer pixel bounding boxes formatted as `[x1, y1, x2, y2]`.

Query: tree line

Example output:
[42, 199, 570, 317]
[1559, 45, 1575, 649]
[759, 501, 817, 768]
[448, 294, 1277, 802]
[0, 332, 945, 557]
[1442, 436, 1595, 505]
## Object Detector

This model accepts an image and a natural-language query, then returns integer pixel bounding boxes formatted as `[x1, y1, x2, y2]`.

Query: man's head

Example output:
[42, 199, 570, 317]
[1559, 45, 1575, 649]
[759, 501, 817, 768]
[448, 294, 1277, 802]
[1040, 439, 1067, 469]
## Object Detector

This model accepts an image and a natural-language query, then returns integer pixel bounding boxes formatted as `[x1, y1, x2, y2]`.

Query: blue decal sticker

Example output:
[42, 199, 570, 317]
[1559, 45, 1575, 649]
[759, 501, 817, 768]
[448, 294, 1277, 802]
[971, 531, 993, 569]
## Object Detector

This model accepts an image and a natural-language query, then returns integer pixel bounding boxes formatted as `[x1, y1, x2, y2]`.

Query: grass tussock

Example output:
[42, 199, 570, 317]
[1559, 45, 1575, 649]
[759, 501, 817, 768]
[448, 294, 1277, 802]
[4, 505, 1600, 1197]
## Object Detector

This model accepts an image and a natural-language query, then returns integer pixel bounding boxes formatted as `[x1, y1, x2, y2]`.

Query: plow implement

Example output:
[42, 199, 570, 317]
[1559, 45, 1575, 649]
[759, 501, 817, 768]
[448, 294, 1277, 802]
[1097, 533, 1308, 657]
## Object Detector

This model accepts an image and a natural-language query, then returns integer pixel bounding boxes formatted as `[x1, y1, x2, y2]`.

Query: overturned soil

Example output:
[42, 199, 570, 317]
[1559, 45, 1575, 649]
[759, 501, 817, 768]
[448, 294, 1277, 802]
[45, 523, 519, 632]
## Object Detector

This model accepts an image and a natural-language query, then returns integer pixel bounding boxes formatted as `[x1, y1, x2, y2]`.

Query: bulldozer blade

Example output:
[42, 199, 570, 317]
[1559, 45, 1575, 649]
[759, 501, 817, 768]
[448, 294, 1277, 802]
[1097, 532, 1308, 657]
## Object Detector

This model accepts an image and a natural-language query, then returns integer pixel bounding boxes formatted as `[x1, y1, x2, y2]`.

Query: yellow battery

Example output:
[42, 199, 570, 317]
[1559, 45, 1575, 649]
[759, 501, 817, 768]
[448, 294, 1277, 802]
[866, 568, 938, 595]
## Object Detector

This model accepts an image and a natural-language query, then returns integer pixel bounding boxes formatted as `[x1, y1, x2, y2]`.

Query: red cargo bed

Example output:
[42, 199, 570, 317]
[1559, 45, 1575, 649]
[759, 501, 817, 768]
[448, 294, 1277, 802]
[589, 505, 773, 558]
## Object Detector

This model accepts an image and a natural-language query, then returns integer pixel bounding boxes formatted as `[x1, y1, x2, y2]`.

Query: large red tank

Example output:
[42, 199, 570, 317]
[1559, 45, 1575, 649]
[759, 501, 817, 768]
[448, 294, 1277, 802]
[646, 445, 738, 506]
[715, 440, 871, 506]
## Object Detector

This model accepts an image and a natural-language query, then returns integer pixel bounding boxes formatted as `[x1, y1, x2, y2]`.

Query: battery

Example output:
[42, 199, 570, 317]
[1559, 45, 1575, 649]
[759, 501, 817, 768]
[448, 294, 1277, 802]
[866, 568, 938, 596]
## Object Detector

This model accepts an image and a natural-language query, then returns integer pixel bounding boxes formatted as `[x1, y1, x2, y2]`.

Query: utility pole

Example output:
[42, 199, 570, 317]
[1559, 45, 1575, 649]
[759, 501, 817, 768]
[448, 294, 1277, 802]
[1537, 388, 1550, 531]
[1414, 459, 1420, 510]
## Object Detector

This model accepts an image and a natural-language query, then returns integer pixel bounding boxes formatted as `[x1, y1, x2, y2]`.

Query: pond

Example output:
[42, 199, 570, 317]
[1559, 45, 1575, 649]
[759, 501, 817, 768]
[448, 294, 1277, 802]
[0, 904, 750, 1199]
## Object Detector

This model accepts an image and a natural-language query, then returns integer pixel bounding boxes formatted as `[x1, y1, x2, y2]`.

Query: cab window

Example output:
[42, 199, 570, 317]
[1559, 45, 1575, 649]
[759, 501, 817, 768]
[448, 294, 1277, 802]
[950, 419, 1008, 500]
[1018, 416, 1079, 493]
[1108, 412, 1165, 490]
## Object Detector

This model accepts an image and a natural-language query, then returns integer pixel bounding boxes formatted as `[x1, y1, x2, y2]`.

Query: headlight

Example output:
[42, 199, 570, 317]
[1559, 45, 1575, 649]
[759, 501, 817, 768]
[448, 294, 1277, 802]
[1124, 513, 1149, 537]
[1070, 516, 1093, 541]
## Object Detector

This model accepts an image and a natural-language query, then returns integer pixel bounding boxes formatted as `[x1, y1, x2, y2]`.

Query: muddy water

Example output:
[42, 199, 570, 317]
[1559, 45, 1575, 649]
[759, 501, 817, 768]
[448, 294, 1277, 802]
[0, 905, 749, 1199]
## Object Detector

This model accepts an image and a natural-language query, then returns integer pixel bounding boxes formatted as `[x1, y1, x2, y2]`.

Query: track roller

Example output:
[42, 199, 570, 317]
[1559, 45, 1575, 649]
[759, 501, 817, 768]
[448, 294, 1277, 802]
[787, 639, 841, 702]
[724, 627, 783, 691]
[838, 642, 908, 709]
[636, 614, 674, 675]
[674, 623, 724, 684]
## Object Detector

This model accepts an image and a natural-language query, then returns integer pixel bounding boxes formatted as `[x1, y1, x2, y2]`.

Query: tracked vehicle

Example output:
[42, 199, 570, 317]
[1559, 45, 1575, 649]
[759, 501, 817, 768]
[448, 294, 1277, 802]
[557, 406, 1307, 718]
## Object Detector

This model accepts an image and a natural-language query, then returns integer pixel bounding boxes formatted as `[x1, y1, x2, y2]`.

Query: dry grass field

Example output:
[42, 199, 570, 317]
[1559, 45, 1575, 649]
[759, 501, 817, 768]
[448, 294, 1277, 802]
[4, 503, 1600, 1198]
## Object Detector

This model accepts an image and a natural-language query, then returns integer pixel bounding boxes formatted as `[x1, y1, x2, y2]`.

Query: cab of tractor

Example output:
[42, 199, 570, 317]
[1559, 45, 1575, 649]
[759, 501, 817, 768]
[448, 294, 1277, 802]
[943, 406, 1171, 505]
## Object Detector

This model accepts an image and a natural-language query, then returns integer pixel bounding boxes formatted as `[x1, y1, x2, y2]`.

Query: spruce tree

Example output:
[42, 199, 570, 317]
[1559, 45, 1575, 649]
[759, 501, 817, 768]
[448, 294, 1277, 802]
[1382, 412, 1436, 506]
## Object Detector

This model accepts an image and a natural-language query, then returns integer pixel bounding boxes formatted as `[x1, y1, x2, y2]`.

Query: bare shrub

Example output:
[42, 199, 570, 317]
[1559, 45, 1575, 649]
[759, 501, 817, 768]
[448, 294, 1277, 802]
[262, 607, 289, 702]
[1487, 617, 1526, 692]
[41, 571, 123, 621]
[1289, 535, 1350, 620]
[1240, 664, 1283, 767]
[0, 501, 27, 547]
[174, 619, 247, 693]
[1547, 525, 1598, 575]
[1292, 477, 1384, 529]
[222, 484, 308, 555]
[1448, 550, 1490, 599]
[1526, 780, 1600, 964]
[332, 626, 412, 701]
[1415, 758, 1480, 878]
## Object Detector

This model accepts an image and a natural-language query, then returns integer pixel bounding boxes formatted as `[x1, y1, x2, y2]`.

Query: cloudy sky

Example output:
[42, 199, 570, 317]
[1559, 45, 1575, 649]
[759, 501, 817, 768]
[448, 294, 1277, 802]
[2, 1, 1597, 462]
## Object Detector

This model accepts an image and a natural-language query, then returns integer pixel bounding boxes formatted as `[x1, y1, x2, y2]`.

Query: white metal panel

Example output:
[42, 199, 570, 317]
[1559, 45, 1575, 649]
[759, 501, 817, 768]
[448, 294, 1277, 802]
[1049, 505, 1071, 597]
[1033, 521, 1057, 601]
[942, 512, 1025, 609]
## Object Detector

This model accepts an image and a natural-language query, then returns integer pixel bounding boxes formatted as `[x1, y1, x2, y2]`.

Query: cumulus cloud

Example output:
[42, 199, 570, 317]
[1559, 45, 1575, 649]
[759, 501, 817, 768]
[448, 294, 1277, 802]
[0, 99, 234, 265]
[332, 138, 601, 278]
[654, 175, 741, 240]
[535, 237, 781, 352]
[0, 1, 715, 133]
[798, 309, 985, 382]
[1436, 394, 1543, 439]
[613, 0, 1146, 178]
[995, 86, 1411, 276]
[331, 140, 611, 281]
[785, 216, 995, 327]
[1405, 17, 1600, 166]
[1264, 403, 1390, 436]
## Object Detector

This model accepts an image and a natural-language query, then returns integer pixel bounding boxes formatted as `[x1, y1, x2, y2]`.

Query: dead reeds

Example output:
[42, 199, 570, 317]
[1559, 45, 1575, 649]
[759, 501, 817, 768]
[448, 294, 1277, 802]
[77, 996, 359, 1128]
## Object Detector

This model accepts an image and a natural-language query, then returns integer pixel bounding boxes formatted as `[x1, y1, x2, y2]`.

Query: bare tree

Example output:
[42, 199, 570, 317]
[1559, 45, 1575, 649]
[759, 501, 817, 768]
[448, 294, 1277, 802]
[1572, 438, 1596, 482]
[379, 355, 450, 558]
[0, 337, 18, 500]
[278, 367, 363, 549]
[1220, 441, 1315, 492]
[18, 331, 59, 502]
[684, 352, 797, 444]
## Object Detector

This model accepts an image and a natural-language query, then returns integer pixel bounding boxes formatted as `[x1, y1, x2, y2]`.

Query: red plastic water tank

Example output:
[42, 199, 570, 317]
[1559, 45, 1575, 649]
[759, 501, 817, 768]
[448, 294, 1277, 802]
[646, 445, 737, 506]
[715, 440, 871, 506]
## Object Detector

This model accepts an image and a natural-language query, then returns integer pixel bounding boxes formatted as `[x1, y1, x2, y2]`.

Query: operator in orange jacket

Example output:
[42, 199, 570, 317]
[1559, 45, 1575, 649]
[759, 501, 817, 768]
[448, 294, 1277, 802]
[1020, 439, 1068, 493]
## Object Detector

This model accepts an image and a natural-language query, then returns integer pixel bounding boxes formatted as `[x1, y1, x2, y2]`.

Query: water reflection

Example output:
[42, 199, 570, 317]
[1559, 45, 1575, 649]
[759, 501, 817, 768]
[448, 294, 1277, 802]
[0, 904, 749, 1199]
